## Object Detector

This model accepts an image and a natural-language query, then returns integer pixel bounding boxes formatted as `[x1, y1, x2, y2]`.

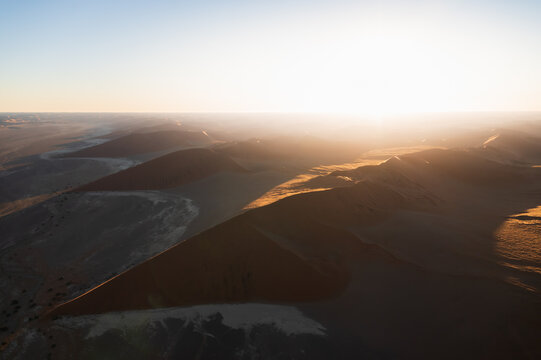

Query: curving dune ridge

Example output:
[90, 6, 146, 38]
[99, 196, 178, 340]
[50, 147, 541, 318]
[51, 178, 435, 317]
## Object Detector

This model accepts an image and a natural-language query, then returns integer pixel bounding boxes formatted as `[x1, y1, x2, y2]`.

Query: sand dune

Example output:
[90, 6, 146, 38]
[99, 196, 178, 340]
[51, 174, 439, 317]
[243, 144, 532, 212]
[312, 148, 536, 188]
[481, 129, 541, 164]
[50, 146, 541, 319]
[75, 148, 246, 191]
[48, 214, 349, 315]
[64, 130, 213, 158]
[26, 142, 541, 359]
[7, 114, 541, 359]
[214, 136, 364, 164]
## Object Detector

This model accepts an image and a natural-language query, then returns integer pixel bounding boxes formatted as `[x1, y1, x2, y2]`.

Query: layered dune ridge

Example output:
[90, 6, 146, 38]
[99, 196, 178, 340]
[213, 136, 363, 163]
[51, 158, 441, 317]
[481, 129, 541, 164]
[76, 148, 246, 191]
[50, 146, 541, 325]
[65, 130, 213, 158]
[338, 148, 533, 185]
[303, 148, 536, 196]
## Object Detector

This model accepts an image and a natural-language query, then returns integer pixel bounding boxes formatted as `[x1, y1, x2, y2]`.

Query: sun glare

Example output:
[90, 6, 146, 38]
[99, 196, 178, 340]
[163, 7, 539, 115]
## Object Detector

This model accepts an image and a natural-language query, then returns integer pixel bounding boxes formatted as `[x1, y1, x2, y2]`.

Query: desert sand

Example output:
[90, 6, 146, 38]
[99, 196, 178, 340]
[3, 113, 541, 359]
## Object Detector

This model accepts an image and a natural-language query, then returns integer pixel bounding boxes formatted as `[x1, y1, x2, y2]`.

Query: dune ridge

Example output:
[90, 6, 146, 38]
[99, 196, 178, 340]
[76, 148, 246, 191]
[481, 129, 541, 164]
[64, 130, 213, 158]
[50, 147, 541, 324]
[51, 176, 437, 316]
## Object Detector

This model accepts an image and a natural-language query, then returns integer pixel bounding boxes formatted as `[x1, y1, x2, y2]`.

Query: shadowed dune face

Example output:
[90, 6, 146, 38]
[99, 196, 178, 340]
[75, 148, 246, 191]
[49, 214, 351, 316]
[64, 130, 213, 158]
[213, 136, 364, 165]
[51, 178, 437, 317]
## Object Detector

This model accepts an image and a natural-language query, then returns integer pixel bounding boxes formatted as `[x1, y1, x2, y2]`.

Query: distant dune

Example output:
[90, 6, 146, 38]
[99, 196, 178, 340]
[214, 139, 281, 160]
[75, 148, 246, 191]
[0, 120, 89, 165]
[300, 147, 534, 198]
[64, 130, 213, 158]
[334, 148, 532, 186]
[214, 136, 364, 164]
[481, 129, 541, 164]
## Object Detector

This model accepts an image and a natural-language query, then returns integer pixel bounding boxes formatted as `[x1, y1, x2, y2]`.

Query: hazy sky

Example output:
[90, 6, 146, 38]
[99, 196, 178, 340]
[1, 0, 540, 113]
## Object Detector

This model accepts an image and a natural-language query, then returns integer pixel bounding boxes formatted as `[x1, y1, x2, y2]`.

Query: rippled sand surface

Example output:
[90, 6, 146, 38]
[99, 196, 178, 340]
[495, 205, 541, 276]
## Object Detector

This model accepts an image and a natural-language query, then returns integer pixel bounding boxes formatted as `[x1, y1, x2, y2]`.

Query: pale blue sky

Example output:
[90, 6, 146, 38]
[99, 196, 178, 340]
[1, 0, 540, 112]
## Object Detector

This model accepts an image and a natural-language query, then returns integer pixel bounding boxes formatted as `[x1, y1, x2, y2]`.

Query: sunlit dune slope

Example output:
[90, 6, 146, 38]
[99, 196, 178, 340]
[246, 146, 529, 211]
[64, 130, 213, 158]
[75, 148, 246, 191]
[242, 146, 440, 209]
[495, 205, 541, 275]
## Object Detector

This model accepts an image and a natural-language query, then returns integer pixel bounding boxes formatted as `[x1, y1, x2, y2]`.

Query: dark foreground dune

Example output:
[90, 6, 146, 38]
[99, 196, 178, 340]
[64, 130, 213, 158]
[76, 148, 246, 191]
[51, 180, 426, 316]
